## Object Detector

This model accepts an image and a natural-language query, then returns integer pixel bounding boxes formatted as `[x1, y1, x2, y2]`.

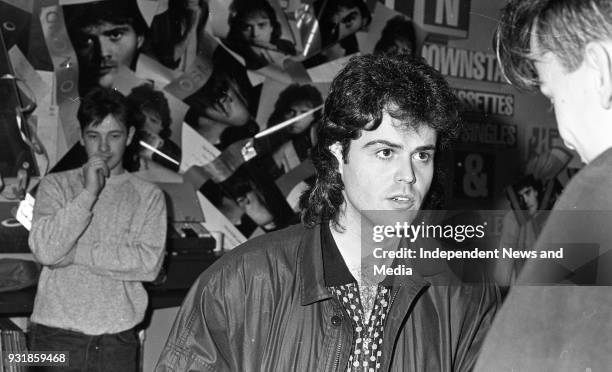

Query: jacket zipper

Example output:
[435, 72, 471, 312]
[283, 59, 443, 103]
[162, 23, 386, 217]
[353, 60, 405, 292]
[332, 330, 342, 372]
[331, 298, 344, 372]
[382, 287, 400, 372]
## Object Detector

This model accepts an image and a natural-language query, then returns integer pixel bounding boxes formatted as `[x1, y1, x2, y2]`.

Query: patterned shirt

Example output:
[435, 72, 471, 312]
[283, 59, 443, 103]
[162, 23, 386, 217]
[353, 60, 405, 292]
[328, 284, 391, 371]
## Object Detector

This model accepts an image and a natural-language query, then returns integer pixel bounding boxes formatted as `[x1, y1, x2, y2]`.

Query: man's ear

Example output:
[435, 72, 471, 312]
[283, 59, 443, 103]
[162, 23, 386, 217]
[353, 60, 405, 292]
[329, 141, 344, 174]
[79, 131, 85, 146]
[137, 35, 144, 50]
[584, 41, 612, 110]
[126, 126, 136, 146]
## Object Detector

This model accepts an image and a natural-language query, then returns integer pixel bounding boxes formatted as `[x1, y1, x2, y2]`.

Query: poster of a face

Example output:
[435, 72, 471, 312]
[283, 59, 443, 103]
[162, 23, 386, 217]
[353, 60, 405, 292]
[299, 0, 371, 68]
[261, 81, 325, 167]
[209, 0, 299, 70]
[62, 0, 147, 95]
[252, 79, 327, 210]
[257, 79, 327, 140]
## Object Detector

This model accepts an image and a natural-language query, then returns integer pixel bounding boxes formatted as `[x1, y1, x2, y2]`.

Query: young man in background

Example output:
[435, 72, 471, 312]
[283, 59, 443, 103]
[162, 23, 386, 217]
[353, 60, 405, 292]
[28, 87, 167, 371]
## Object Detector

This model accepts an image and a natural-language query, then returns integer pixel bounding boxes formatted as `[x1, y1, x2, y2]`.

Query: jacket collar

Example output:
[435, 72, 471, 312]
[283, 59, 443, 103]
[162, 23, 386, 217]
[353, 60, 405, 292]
[299, 223, 332, 305]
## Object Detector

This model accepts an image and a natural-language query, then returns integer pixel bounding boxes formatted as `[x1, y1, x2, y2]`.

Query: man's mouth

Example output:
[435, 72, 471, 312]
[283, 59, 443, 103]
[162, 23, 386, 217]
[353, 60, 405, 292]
[98, 152, 113, 161]
[391, 196, 411, 201]
[98, 64, 116, 75]
[252, 39, 269, 47]
[388, 195, 415, 206]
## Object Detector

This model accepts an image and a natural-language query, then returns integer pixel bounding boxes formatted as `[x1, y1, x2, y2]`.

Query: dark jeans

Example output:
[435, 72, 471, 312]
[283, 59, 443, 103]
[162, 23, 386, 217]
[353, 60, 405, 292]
[27, 323, 138, 372]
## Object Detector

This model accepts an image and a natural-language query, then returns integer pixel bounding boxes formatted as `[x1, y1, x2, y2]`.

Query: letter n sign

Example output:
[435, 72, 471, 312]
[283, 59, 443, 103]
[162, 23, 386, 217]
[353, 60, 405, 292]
[414, 0, 470, 39]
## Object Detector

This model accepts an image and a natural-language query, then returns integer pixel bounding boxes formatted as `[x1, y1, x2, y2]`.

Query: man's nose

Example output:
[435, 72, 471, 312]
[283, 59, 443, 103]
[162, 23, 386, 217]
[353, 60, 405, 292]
[395, 160, 416, 184]
[99, 37, 114, 59]
[99, 137, 110, 152]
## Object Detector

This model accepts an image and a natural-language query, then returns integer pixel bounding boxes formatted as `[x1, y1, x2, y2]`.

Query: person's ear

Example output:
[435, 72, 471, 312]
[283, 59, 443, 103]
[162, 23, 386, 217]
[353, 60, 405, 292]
[137, 35, 144, 50]
[584, 41, 612, 110]
[329, 141, 343, 174]
[79, 131, 85, 146]
[126, 126, 136, 146]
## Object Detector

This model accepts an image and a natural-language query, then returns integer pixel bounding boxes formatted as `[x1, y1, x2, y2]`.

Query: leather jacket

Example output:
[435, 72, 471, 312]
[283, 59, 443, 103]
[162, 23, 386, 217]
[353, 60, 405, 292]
[156, 223, 500, 371]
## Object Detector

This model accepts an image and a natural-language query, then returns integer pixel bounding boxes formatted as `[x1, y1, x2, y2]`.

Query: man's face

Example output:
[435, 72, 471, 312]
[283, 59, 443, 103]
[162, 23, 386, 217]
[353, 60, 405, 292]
[332, 6, 363, 39]
[332, 111, 436, 226]
[73, 22, 143, 88]
[204, 85, 251, 126]
[518, 186, 539, 215]
[80, 114, 135, 175]
[142, 109, 164, 137]
[240, 12, 273, 47]
[393, 38, 413, 55]
[283, 100, 315, 134]
[531, 33, 600, 163]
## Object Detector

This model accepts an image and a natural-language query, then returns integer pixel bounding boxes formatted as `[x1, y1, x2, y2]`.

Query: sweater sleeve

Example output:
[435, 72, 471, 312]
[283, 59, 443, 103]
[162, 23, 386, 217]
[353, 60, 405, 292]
[29, 174, 97, 266]
[73, 186, 167, 282]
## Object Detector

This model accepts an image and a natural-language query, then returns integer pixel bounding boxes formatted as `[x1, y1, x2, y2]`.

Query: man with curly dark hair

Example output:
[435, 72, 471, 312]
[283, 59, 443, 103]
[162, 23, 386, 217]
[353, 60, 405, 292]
[156, 54, 499, 372]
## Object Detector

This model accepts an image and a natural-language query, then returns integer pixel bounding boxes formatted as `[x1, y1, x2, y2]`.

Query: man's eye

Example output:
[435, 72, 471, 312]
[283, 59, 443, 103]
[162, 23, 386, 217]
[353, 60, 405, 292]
[413, 151, 432, 162]
[216, 91, 232, 106]
[342, 12, 358, 24]
[376, 149, 393, 160]
[284, 109, 297, 119]
[108, 31, 123, 41]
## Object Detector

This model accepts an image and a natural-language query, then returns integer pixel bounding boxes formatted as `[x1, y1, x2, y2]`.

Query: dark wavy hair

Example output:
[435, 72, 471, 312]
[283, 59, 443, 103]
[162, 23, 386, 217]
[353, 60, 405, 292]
[299, 54, 461, 229]
[227, 0, 282, 44]
[77, 87, 143, 132]
[127, 84, 172, 139]
[495, 0, 612, 90]
[267, 84, 323, 127]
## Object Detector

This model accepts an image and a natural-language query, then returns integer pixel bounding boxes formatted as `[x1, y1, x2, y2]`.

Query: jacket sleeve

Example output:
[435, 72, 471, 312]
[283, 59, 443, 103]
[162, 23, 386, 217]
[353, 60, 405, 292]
[453, 278, 501, 372]
[29, 175, 96, 266]
[73, 187, 167, 281]
[155, 264, 237, 372]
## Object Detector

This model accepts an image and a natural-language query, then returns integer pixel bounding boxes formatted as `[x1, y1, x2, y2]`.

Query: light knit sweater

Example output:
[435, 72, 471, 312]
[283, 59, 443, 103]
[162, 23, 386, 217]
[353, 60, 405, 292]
[29, 168, 167, 335]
